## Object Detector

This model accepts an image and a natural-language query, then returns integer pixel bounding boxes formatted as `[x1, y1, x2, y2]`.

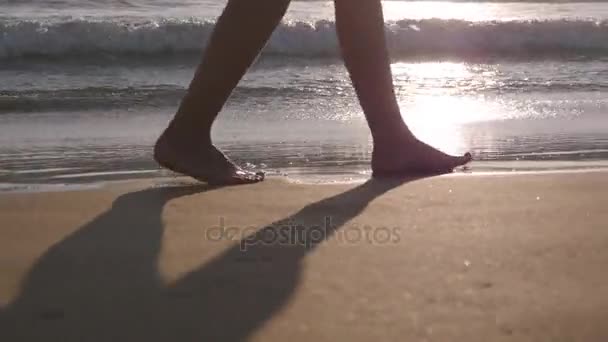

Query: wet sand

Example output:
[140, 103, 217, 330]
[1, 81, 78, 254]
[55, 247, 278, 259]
[1, 172, 607, 341]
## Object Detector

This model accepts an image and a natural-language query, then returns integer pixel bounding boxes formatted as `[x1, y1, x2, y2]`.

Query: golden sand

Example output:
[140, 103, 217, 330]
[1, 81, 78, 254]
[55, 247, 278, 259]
[1, 173, 607, 341]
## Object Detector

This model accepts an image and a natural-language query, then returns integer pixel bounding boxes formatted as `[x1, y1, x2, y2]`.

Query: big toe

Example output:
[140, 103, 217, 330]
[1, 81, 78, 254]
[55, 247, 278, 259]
[449, 152, 472, 168]
[209, 170, 265, 185]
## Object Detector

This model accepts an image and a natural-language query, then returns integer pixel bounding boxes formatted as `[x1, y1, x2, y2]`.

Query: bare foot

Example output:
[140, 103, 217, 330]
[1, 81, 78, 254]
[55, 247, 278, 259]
[372, 134, 472, 177]
[154, 131, 264, 185]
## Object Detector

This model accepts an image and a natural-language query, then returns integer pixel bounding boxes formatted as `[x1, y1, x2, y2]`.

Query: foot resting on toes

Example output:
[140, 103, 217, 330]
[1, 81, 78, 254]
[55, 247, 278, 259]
[371, 134, 472, 177]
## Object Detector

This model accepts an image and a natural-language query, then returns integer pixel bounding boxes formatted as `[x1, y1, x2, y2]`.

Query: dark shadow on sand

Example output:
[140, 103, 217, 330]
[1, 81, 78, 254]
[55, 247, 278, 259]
[0, 177, 419, 341]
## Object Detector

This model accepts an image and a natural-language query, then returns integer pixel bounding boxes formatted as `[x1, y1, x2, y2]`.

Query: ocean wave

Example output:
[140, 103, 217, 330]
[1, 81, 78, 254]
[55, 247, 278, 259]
[3, 80, 607, 113]
[0, 85, 332, 112]
[2, 18, 608, 60]
[0, 86, 184, 112]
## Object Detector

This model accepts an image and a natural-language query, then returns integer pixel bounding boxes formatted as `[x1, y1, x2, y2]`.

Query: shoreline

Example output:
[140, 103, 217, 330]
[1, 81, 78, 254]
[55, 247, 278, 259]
[2, 166, 608, 194]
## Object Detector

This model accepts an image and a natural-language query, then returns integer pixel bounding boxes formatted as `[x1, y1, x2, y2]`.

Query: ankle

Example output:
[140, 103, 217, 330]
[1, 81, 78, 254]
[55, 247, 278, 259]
[159, 120, 212, 149]
[169, 96, 217, 141]
[371, 125, 415, 148]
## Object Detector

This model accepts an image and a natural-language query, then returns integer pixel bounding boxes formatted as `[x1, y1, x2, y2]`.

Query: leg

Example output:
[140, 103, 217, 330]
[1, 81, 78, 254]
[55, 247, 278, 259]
[155, 0, 291, 184]
[334, 0, 471, 175]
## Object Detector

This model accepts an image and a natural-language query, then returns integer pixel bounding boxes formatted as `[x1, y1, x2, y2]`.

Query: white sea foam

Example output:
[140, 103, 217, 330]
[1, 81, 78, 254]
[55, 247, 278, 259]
[2, 18, 608, 59]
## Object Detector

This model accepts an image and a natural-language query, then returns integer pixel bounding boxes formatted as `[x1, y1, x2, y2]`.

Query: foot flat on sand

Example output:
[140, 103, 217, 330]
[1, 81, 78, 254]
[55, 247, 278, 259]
[154, 136, 265, 186]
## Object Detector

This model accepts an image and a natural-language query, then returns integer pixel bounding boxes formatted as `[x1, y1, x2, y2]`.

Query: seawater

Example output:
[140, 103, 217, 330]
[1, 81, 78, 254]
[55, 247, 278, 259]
[1, 0, 608, 185]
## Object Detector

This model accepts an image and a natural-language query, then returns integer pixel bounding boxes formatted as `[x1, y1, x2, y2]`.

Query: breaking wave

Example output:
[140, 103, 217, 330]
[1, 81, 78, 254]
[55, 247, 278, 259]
[2, 18, 608, 60]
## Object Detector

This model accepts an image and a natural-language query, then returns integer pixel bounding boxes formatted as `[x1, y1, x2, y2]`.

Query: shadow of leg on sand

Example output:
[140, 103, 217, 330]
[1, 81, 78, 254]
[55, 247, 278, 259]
[0, 177, 418, 341]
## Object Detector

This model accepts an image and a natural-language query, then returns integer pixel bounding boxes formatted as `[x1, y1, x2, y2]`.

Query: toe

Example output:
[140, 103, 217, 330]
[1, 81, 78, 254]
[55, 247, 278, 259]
[451, 152, 472, 167]
[228, 170, 265, 185]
